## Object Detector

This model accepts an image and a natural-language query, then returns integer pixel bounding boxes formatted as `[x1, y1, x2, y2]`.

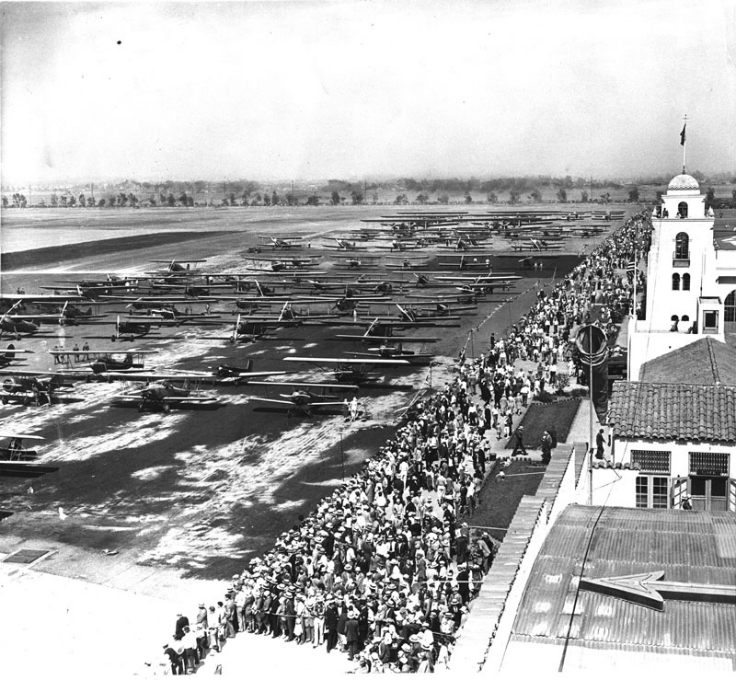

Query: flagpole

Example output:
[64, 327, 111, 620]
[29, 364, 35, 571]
[681, 113, 688, 174]
[633, 252, 637, 320]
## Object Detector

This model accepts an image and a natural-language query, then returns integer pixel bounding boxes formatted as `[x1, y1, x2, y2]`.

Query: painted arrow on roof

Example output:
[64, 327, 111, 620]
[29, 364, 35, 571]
[579, 571, 736, 611]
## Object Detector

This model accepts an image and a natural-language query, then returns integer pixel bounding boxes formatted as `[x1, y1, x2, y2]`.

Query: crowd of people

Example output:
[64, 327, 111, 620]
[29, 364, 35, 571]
[161, 210, 651, 674]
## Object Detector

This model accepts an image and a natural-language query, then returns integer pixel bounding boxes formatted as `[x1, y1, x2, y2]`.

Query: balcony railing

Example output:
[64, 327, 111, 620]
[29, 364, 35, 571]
[672, 252, 690, 267]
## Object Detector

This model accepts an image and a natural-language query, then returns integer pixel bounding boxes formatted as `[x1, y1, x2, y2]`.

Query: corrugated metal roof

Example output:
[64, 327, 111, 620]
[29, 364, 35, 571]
[608, 382, 736, 442]
[510, 506, 736, 660]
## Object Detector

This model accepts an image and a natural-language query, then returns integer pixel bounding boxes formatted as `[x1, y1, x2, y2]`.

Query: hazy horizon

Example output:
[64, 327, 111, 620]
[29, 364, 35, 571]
[2, 0, 735, 186]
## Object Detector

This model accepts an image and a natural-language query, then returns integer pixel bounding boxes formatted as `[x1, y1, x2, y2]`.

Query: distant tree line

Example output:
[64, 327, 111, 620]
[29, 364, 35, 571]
[4, 174, 736, 209]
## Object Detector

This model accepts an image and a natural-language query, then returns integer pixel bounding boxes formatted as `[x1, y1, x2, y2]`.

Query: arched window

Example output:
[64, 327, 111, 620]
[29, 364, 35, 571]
[670, 315, 679, 332]
[677, 202, 688, 218]
[672, 273, 680, 290]
[675, 233, 689, 259]
[682, 273, 691, 291]
[682, 315, 690, 322]
[725, 290, 736, 331]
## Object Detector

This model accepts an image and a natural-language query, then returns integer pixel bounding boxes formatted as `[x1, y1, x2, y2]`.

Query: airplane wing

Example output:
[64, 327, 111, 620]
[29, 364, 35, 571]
[334, 334, 440, 342]
[249, 396, 296, 406]
[245, 381, 359, 391]
[283, 357, 410, 366]
[0, 432, 45, 440]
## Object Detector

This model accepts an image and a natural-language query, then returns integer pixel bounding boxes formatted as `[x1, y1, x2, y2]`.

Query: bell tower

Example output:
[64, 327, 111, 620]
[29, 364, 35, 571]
[628, 169, 723, 378]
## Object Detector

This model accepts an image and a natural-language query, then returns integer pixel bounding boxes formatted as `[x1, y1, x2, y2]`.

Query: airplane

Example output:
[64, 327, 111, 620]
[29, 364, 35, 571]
[50, 348, 159, 375]
[282, 356, 410, 385]
[332, 317, 441, 343]
[0, 344, 33, 369]
[1, 292, 90, 312]
[323, 238, 368, 251]
[351, 341, 435, 366]
[260, 236, 303, 250]
[0, 301, 42, 338]
[509, 238, 563, 252]
[107, 316, 157, 342]
[150, 259, 206, 277]
[0, 432, 58, 479]
[0, 373, 79, 407]
[331, 254, 380, 269]
[383, 256, 430, 270]
[211, 362, 289, 385]
[247, 381, 358, 417]
[243, 256, 321, 272]
[435, 254, 496, 270]
[227, 304, 305, 343]
[111, 379, 219, 413]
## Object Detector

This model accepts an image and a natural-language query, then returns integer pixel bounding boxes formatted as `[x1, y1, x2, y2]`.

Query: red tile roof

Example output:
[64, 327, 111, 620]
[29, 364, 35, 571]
[639, 337, 736, 385]
[609, 381, 736, 442]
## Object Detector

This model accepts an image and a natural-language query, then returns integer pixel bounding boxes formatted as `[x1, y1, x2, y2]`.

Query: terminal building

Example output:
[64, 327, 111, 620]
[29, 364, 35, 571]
[451, 171, 736, 673]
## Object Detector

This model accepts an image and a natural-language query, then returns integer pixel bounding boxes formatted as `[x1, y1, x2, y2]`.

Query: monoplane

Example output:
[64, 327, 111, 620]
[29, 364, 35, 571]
[247, 381, 358, 417]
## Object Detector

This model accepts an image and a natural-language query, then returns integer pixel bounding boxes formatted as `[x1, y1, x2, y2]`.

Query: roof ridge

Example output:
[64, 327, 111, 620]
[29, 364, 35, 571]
[706, 337, 721, 385]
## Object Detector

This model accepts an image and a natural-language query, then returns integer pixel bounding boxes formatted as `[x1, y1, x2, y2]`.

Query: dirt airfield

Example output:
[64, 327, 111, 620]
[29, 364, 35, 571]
[0, 205, 609, 675]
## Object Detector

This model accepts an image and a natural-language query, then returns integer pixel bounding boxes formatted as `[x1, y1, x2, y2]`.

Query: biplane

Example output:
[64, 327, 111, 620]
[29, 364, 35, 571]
[243, 256, 321, 272]
[0, 372, 80, 406]
[247, 381, 358, 417]
[331, 254, 381, 270]
[282, 356, 410, 385]
[0, 344, 32, 369]
[260, 236, 303, 250]
[110, 379, 219, 413]
[149, 259, 206, 277]
[0, 301, 58, 338]
[332, 317, 442, 343]
[383, 255, 430, 270]
[435, 253, 495, 270]
[105, 316, 159, 342]
[323, 238, 368, 251]
[0, 432, 58, 479]
[225, 304, 305, 343]
[50, 348, 159, 375]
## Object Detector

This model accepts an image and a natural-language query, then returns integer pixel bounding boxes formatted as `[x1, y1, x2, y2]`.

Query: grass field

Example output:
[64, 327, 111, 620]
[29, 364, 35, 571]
[505, 397, 582, 450]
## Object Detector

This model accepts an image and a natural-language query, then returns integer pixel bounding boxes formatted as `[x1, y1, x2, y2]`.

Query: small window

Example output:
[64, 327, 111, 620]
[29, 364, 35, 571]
[675, 232, 689, 259]
[631, 450, 671, 474]
[672, 274, 680, 290]
[703, 310, 719, 333]
[677, 202, 688, 218]
[682, 315, 690, 322]
[635, 476, 648, 508]
[683, 273, 691, 291]
[652, 478, 669, 508]
[690, 452, 729, 476]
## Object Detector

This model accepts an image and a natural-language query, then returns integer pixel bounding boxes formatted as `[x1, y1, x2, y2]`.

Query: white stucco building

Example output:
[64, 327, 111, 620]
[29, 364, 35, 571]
[627, 173, 736, 378]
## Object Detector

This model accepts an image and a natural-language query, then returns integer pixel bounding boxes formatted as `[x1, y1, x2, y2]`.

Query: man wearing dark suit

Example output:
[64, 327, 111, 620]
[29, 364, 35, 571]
[324, 600, 339, 653]
[345, 611, 360, 660]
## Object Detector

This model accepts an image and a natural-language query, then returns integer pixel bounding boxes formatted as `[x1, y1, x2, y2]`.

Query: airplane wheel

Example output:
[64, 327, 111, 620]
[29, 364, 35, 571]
[1, 396, 7, 405]
[162, 404, 170, 414]
[111, 335, 117, 342]
[23, 397, 31, 406]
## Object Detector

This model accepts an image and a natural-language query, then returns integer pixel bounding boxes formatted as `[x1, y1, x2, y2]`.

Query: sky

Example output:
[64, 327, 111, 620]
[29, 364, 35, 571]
[2, 0, 735, 184]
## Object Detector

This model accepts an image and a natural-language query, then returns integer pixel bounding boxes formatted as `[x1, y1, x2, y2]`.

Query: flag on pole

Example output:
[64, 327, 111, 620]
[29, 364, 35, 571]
[627, 260, 637, 274]
[680, 124, 687, 146]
